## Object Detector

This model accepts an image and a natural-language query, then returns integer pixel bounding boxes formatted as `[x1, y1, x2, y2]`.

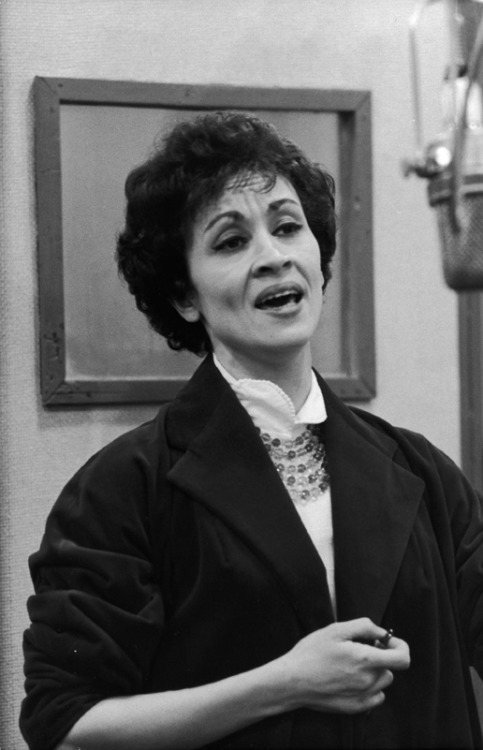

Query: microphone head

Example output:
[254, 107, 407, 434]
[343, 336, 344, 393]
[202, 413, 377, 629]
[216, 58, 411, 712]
[428, 171, 483, 289]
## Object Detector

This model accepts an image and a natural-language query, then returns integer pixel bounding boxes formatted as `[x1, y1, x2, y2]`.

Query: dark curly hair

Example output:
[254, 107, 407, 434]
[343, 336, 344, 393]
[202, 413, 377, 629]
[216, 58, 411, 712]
[116, 111, 337, 356]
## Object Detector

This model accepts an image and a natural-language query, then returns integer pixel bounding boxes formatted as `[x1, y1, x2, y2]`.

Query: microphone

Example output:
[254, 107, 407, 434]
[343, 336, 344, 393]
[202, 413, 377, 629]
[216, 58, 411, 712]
[404, 0, 483, 290]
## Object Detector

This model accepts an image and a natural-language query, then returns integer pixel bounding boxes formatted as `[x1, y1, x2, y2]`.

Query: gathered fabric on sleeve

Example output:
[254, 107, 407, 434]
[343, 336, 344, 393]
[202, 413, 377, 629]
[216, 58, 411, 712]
[368, 415, 483, 679]
[20, 411, 169, 750]
[407, 431, 483, 676]
[440, 449, 483, 675]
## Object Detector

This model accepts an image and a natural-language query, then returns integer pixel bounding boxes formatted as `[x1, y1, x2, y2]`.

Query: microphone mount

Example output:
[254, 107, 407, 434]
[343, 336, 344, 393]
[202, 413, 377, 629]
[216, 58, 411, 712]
[404, 0, 483, 289]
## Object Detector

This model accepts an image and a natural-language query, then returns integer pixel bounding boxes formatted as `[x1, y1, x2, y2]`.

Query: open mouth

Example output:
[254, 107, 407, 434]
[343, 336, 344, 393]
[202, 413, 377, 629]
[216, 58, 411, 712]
[255, 286, 303, 310]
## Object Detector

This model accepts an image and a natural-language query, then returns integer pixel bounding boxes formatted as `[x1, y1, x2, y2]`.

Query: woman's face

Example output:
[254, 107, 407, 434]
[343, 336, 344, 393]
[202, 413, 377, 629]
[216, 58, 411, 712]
[177, 173, 324, 373]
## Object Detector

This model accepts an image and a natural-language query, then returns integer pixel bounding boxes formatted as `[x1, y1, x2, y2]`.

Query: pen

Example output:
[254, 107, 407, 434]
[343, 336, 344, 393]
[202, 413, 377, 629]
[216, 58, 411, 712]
[377, 628, 394, 648]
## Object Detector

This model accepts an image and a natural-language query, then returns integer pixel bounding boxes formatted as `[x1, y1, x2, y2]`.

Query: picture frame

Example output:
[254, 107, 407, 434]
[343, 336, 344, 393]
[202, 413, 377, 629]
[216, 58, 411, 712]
[34, 77, 375, 406]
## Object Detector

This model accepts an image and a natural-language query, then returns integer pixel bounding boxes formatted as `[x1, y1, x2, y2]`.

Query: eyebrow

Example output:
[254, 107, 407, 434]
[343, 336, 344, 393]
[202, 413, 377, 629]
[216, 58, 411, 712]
[203, 198, 301, 233]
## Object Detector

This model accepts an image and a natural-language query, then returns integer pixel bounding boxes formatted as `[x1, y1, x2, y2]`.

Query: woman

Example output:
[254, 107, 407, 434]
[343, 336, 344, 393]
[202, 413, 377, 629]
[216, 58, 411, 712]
[21, 112, 483, 749]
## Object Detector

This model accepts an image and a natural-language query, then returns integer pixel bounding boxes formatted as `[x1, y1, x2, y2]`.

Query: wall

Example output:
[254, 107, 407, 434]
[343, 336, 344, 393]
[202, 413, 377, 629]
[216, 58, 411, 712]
[0, 1, 466, 747]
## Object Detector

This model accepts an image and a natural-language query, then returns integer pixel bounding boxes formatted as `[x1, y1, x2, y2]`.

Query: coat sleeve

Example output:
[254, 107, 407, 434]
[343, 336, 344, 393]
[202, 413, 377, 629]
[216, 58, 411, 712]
[19, 418, 168, 750]
[397, 426, 483, 678]
[446, 456, 483, 677]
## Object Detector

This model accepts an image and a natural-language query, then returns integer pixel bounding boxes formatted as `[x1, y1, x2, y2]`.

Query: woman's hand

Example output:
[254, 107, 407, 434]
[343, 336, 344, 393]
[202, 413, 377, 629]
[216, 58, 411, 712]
[277, 617, 410, 714]
[55, 618, 410, 750]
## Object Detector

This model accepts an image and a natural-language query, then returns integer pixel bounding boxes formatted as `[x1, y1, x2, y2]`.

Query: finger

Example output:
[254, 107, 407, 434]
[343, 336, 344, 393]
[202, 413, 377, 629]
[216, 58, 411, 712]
[359, 638, 410, 671]
[384, 635, 407, 652]
[350, 686, 387, 714]
[371, 668, 394, 693]
[354, 671, 392, 712]
[367, 691, 386, 710]
[336, 617, 388, 643]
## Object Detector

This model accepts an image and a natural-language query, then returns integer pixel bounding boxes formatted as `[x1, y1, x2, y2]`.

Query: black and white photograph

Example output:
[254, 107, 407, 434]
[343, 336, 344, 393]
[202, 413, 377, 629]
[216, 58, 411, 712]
[1, 1, 483, 748]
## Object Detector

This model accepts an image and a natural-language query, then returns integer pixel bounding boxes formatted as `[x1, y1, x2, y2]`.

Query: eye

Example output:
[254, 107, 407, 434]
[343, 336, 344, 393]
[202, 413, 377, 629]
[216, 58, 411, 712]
[213, 234, 247, 253]
[274, 221, 303, 237]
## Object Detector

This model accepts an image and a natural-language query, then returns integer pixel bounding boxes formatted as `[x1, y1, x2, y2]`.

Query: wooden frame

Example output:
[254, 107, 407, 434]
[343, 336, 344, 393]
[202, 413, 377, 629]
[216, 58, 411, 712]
[34, 77, 375, 406]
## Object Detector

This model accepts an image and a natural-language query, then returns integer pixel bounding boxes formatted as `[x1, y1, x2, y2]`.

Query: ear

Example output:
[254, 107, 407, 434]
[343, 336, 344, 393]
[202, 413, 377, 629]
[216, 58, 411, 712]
[171, 295, 201, 323]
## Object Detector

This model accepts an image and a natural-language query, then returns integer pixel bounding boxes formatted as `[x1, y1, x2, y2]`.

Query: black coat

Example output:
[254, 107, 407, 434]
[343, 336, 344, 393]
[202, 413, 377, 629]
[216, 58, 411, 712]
[21, 357, 483, 748]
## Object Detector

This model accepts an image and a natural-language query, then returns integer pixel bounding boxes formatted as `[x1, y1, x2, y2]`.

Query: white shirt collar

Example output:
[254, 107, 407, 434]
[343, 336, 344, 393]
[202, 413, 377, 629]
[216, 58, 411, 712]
[213, 355, 327, 439]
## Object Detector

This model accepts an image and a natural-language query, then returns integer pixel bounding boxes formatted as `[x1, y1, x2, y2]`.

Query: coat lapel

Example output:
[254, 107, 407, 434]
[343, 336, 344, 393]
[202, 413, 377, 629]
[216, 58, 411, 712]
[166, 358, 334, 632]
[320, 378, 425, 625]
[166, 357, 425, 632]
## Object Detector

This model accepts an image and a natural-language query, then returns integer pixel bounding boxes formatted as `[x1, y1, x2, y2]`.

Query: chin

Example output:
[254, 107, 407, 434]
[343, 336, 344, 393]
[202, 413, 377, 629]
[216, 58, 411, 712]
[253, 334, 312, 356]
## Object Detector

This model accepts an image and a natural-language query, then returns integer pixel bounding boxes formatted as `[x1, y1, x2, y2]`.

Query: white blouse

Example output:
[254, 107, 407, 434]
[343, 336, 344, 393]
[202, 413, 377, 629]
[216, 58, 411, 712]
[213, 356, 336, 612]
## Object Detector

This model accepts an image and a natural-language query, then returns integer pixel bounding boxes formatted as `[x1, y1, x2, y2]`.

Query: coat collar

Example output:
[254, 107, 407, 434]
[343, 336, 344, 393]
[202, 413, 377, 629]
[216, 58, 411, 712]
[166, 357, 334, 631]
[318, 376, 424, 623]
[166, 357, 424, 630]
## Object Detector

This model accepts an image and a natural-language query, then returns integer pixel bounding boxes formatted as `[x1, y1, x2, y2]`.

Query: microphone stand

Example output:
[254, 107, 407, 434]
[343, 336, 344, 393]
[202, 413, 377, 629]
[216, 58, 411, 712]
[404, 0, 483, 289]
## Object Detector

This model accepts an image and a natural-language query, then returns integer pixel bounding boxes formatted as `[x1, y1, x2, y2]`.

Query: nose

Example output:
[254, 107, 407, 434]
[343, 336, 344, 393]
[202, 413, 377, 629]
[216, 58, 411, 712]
[252, 231, 292, 276]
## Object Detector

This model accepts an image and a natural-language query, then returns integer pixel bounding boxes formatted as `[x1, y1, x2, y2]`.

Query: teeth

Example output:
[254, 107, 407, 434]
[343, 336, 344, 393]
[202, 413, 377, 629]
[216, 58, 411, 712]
[258, 290, 302, 308]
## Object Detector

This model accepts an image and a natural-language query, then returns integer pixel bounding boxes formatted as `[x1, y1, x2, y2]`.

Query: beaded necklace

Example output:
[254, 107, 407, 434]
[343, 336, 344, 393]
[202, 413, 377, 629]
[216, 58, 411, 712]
[259, 424, 330, 506]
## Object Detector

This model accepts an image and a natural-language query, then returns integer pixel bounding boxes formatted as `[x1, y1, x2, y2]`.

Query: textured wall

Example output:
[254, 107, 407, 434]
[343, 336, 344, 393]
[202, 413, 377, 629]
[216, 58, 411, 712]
[0, 1, 467, 747]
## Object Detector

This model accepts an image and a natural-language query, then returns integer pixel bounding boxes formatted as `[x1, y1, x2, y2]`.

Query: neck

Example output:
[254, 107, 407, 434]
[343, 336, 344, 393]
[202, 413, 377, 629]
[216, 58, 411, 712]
[213, 346, 313, 412]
